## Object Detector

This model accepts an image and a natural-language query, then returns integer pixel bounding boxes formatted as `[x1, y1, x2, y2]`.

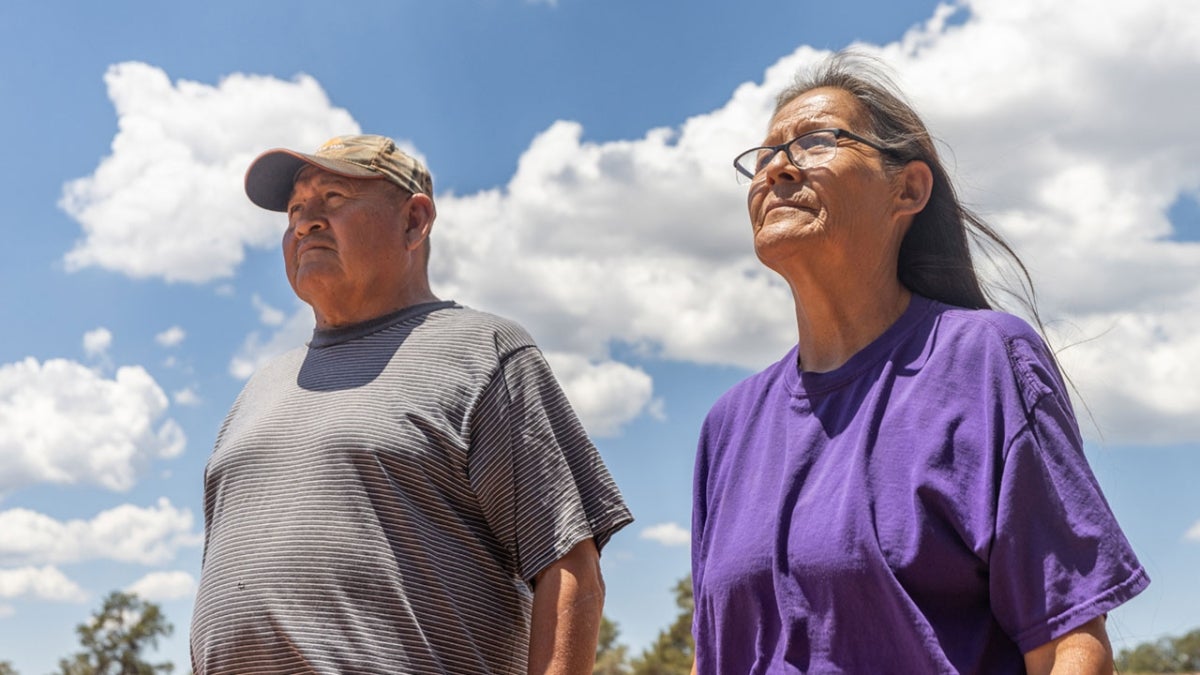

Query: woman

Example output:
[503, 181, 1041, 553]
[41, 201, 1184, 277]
[691, 53, 1148, 673]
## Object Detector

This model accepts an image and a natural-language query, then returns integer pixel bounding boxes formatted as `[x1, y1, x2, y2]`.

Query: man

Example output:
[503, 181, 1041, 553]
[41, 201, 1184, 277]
[190, 135, 633, 674]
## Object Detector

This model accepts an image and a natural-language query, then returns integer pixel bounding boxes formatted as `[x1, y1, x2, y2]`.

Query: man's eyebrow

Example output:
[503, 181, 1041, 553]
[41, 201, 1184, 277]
[288, 174, 357, 206]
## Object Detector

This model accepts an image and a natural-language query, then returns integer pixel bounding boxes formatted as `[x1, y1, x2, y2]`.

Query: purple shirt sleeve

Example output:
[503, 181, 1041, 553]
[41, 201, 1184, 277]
[987, 330, 1149, 652]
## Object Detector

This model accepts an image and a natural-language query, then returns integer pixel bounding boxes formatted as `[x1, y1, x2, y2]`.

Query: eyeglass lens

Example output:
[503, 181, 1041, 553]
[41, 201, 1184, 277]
[737, 130, 839, 183]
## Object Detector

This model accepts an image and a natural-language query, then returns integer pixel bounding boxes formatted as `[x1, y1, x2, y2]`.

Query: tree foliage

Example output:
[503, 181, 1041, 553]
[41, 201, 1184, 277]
[0, 661, 19, 675]
[594, 615, 632, 675]
[57, 591, 174, 675]
[1115, 628, 1200, 673]
[628, 575, 694, 675]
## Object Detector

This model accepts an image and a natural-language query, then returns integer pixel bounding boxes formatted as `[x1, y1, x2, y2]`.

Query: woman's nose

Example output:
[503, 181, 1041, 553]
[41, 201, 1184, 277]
[762, 148, 801, 185]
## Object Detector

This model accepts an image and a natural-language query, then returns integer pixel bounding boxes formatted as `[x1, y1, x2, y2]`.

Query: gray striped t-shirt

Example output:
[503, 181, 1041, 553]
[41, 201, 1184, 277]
[190, 302, 633, 674]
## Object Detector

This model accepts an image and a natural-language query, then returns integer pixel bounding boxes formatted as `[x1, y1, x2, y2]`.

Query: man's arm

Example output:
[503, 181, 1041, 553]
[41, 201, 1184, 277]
[528, 538, 604, 675]
[1023, 615, 1114, 675]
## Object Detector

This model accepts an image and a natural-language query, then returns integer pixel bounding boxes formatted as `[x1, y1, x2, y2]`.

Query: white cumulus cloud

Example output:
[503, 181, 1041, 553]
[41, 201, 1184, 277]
[543, 352, 659, 437]
[0, 357, 185, 492]
[0, 566, 88, 603]
[60, 62, 363, 282]
[1186, 519, 1200, 542]
[252, 294, 286, 326]
[640, 522, 691, 547]
[125, 570, 196, 601]
[172, 387, 201, 406]
[0, 498, 201, 566]
[82, 327, 113, 358]
[155, 326, 186, 347]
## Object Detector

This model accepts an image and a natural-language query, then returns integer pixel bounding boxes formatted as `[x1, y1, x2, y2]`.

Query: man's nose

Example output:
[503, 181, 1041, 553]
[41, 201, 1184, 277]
[290, 204, 327, 237]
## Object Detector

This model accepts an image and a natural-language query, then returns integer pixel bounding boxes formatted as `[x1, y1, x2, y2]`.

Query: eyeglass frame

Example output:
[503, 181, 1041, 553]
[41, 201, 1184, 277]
[733, 127, 896, 182]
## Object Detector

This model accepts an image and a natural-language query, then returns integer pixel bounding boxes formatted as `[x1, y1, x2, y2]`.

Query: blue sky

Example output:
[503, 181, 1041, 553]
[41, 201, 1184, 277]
[2, 0, 1198, 671]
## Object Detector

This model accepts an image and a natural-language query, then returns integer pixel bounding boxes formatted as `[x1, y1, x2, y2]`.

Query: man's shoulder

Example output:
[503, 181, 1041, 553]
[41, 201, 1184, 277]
[424, 304, 538, 353]
[245, 343, 309, 381]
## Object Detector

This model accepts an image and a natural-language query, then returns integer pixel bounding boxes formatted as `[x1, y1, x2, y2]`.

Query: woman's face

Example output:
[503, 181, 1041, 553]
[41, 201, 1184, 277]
[747, 87, 905, 276]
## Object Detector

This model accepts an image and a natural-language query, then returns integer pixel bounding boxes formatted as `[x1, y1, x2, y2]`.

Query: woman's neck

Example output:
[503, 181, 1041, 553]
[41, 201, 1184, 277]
[789, 280, 912, 373]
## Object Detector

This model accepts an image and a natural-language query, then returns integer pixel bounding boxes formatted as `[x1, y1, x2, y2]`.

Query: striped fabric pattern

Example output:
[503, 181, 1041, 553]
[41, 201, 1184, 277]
[190, 302, 633, 674]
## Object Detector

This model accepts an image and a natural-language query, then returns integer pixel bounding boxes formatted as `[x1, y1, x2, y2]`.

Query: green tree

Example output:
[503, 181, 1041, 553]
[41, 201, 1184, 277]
[1173, 629, 1200, 671]
[57, 591, 174, 675]
[1115, 627, 1200, 673]
[629, 575, 694, 675]
[1117, 640, 1177, 672]
[0, 660, 20, 675]
[594, 615, 631, 675]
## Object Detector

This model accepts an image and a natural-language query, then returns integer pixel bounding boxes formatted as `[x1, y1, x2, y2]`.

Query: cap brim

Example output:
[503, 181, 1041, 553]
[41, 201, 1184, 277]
[244, 149, 383, 212]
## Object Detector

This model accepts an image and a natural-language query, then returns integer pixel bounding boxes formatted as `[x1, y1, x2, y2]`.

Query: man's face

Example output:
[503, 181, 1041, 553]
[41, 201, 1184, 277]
[282, 167, 417, 327]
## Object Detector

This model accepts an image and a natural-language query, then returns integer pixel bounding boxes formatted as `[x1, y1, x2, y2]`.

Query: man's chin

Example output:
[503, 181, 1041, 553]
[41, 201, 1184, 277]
[291, 274, 342, 309]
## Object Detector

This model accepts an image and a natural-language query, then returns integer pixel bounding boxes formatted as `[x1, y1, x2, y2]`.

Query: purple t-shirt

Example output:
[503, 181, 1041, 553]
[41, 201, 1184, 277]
[691, 295, 1148, 673]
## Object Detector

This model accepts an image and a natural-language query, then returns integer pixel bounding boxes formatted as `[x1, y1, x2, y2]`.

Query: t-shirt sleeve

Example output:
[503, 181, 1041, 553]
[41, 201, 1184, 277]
[988, 335, 1149, 653]
[468, 345, 634, 584]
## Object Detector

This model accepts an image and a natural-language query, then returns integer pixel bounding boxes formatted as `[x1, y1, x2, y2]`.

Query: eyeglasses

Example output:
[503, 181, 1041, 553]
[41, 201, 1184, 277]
[733, 128, 892, 183]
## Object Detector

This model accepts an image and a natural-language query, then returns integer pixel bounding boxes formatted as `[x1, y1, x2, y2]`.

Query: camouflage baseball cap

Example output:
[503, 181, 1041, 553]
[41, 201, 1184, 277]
[244, 134, 433, 212]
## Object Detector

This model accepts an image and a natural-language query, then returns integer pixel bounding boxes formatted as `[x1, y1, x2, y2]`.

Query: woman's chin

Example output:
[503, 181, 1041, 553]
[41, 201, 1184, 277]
[754, 220, 821, 253]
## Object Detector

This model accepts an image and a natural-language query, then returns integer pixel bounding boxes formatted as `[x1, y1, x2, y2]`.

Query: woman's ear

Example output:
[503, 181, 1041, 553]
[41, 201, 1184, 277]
[894, 160, 933, 218]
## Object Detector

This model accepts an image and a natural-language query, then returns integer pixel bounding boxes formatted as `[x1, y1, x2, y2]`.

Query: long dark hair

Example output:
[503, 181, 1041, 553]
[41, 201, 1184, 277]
[775, 51, 1039, 318]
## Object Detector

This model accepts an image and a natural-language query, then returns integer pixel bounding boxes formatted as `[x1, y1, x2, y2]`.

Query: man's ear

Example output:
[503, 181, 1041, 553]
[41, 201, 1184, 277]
[894, 160, 933, 218]
[404, 193, 435, 251]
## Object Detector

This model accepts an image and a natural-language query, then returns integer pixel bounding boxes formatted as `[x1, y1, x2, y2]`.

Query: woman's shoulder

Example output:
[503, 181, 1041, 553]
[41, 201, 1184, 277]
[924, 299, 1051, 360]
[922, 298, 1065, 402]
[925, 298, 1039, 340]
